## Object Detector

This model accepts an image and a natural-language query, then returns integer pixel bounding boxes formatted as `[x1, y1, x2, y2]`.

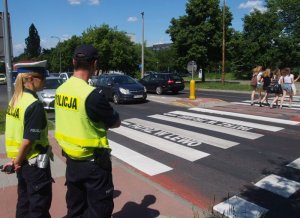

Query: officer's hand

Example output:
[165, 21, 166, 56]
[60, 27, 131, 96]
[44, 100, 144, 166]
[1, 162, 15, 174]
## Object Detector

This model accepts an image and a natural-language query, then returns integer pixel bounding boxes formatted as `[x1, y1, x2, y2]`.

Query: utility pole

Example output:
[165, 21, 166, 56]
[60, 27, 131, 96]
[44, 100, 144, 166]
[141, 12, 144, 78]
[3, 0, 13, 100]
[51, 36, 61, 73]
[221, 0, 226, 85]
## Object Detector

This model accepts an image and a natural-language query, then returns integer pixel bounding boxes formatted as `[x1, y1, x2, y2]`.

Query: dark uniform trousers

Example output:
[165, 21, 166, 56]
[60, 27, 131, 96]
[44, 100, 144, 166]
[16, 163, 52, 218]
[65, 150, 114, 218]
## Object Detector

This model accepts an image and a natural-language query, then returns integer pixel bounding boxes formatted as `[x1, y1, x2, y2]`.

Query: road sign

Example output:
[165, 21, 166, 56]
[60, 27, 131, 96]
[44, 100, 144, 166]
[187, 60, 197, 73]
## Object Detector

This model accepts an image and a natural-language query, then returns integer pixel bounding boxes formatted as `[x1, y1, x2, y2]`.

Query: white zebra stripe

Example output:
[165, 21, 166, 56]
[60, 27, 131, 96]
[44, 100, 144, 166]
[123, 118, 238, 149]
[287, 158, 300, 170]
[109, 140, 172, 176]
[241, 100, 300, 108]
[110, 126, 210, 161]
[213, 195, 268, 218]
[254, 174, 300, 198]
[149, 114, 263, 140]
[189, 108, 299, 126]
[232, 102, 300, 111]
[170, 110, 283, 132]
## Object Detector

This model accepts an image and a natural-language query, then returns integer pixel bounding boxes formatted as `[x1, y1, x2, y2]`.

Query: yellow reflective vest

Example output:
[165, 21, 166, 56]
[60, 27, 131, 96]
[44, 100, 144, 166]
[5, 92, 49, 159]
[55, 77, 109, 160]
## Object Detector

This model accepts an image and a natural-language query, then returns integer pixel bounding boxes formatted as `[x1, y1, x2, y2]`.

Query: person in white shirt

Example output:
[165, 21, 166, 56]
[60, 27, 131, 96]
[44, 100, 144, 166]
[280, 68, 294, 108]
[256, 67, 264, 107]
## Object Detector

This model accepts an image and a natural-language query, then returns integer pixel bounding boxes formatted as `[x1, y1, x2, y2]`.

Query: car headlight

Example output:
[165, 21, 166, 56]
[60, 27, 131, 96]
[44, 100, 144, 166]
[119, 87, 130, 94]
[144, 86, 147, 92]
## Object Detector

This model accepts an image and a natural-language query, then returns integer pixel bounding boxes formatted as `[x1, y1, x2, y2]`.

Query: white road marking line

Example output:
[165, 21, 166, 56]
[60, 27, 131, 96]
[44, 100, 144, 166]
[242, 100, 300, 108]
[213, 196, 268, 218]
[171, 110, 283, 132]
[125, 118, 238, 149]
[111, 126, 210, 161]
[189, 108, 299, 126]
[109, 140, 172, 176]
[232, 102, 300, 111]
[287, 158, 300, 170]
[149, 114, 263, 140]
[255, 174, 300, 198]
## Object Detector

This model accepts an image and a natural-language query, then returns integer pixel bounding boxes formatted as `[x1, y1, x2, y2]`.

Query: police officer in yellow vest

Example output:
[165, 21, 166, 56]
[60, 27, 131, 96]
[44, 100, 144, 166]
[2, 60, 53, 218]
[55, 44, 121, 218]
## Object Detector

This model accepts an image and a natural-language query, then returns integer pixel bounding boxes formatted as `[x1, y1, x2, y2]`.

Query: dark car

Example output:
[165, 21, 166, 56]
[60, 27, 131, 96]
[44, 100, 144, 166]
[95, 74, 147, 104]
[139, 73, 185, 95]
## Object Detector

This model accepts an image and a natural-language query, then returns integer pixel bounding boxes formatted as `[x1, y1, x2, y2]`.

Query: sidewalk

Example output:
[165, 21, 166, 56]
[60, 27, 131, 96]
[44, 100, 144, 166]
[0, 132, 203, 218]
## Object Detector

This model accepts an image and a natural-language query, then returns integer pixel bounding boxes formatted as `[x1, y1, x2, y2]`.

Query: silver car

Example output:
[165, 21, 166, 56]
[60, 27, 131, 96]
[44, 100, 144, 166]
[37, 77, 64, 110]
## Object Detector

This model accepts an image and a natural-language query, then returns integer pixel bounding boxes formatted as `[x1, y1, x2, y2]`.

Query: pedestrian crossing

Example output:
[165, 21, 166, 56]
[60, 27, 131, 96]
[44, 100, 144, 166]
[213, 157, 300, 218]
[109, 107, 299, 177]
[234, 95, 300, 111]
[108, 107, 300, 216]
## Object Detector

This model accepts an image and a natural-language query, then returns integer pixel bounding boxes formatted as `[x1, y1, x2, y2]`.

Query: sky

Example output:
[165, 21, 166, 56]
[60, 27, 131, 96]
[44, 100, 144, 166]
[2, 0, 267, 57]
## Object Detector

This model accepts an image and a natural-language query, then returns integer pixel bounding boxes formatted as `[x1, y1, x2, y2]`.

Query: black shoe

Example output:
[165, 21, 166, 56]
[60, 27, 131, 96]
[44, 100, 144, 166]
[259, 102, 262, 107]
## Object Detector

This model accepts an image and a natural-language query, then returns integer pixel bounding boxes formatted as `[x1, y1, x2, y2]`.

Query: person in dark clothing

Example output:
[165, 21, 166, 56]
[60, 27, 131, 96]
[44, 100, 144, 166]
[261, 68, 271, 106]
[55, 44, 121, 218]
[2, 60, 53, 218]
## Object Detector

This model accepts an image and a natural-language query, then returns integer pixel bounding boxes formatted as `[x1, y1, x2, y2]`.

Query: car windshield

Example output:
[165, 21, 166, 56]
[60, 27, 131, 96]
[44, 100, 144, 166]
[0, 74, 5, 78]
[44, 79, 64, 89]
[112, 76, 136, 84]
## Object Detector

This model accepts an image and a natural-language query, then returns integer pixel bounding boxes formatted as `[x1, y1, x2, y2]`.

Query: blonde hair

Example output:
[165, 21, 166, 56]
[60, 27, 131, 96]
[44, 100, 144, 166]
[263, 69, 271, 77]
[10, 72, 41, 107]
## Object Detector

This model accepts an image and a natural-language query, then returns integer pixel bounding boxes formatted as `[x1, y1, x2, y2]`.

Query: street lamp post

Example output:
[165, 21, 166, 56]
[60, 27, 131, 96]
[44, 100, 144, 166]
[51, 36, 62, 73]
[3, 0, 13, 100]
[141, 12, 144, 78]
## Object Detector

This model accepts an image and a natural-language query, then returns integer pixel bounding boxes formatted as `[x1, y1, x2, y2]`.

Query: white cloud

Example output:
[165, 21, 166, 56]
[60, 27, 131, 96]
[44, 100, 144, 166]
[128, 17, 138, 22]
[68, 0, 100, 5]
[68, 0, 81, 5]
[239, 0, 267, 12]
[88, 0, 100, 5]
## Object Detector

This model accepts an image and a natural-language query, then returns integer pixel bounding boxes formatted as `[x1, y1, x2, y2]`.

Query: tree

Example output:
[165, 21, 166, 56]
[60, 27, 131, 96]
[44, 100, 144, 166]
[81, 25, 138, 74]
[48, 35, 82, 72]
[24, 24, 41, 58]
[166, 0, 233, 76]
[153, 46, 178, 72]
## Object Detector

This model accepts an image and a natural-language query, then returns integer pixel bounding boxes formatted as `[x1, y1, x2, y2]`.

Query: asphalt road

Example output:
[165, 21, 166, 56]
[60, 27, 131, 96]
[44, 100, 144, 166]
[111, 99, 300, 217]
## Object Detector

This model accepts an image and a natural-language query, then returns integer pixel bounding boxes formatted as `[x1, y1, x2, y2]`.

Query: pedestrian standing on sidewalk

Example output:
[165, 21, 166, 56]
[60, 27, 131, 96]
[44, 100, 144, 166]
[55, 44, 121, 218]
[1, 60, 53, 218]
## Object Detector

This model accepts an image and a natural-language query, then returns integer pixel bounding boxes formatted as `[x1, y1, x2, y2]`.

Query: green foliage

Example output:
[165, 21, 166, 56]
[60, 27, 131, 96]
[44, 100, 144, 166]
[194, 81, 251, 91]
[81, 25, 138, 74]
[167, 0, 233, 71]
[153, 46, 178, 72]
[24, 23, 41, 58]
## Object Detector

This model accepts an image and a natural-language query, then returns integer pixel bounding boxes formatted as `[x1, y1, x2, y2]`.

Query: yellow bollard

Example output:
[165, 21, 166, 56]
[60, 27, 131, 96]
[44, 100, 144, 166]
[189, 80, 196, 100]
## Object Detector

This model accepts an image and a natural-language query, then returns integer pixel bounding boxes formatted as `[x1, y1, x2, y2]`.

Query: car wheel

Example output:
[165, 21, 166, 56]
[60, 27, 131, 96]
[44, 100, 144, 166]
[113, 93, 120, 104]
[156, 86, 163, 95]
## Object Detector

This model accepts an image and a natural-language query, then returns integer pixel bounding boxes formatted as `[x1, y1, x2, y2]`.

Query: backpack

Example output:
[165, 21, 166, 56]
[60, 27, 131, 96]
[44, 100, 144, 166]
[250, 75, 257, 86]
